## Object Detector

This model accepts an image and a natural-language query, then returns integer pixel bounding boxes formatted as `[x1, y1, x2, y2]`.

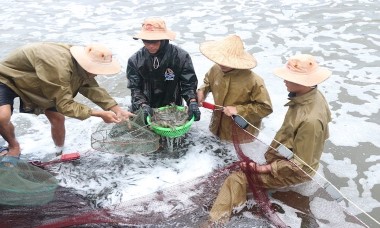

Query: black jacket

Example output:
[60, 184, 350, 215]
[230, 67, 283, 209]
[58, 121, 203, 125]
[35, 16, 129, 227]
[127, 41, 198, 111]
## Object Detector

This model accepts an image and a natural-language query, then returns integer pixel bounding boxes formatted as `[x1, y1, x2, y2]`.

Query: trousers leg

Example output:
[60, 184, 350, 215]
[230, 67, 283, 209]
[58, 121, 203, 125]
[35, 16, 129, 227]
[209, 171, 247, 222]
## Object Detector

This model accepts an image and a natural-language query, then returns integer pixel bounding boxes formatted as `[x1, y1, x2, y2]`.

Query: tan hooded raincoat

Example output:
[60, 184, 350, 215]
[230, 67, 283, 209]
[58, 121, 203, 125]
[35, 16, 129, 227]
[198, 64, 273, 141]
[209, 88, 332, 221]
[0, 42, 117, 120]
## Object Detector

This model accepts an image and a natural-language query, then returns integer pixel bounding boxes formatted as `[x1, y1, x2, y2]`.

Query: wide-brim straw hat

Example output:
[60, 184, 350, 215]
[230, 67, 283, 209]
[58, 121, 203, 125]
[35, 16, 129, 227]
[199, 35, 257, 69]
[273, 54, 331, 86]
[70, 44, 121, 75]
[133, 17, 176, 41]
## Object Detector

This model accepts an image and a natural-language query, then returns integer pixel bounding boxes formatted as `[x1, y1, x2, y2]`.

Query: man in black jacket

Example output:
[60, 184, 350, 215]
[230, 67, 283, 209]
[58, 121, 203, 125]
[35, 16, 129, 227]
[127, 17, 200, 121]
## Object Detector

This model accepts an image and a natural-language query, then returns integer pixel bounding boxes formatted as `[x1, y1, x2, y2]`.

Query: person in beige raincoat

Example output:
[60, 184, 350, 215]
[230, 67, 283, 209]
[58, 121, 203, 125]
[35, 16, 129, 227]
[0, 43, 134, 167]
[208, 54, 332, 223]
[197, 35, 273, 142]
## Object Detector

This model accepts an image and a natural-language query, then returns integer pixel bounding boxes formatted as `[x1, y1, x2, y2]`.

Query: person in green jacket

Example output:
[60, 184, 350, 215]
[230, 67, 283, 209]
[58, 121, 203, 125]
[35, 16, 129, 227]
[197, 35, 273, 142]
[0, 43, 134, 167]
[208, 54, 332, 223]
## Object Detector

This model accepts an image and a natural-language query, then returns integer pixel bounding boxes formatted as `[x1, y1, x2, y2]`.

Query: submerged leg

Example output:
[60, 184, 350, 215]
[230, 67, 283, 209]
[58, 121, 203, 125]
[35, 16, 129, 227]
[209, 171, 248, 222]
[0, 104, 20, 157]
[45, 109, 66, 154]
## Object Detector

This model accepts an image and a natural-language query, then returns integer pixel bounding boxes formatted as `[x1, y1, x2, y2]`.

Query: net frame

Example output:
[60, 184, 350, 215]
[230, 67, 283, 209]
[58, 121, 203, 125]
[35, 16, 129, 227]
[91, 109, 160, 154]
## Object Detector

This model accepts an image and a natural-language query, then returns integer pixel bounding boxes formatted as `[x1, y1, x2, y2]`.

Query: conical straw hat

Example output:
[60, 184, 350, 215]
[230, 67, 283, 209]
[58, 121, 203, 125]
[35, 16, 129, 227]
[199, 35, 257, 69]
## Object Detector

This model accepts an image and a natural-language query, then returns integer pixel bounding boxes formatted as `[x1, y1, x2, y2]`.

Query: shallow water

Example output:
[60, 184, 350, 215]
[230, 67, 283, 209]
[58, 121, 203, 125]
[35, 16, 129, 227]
[0, 0, 379, 226]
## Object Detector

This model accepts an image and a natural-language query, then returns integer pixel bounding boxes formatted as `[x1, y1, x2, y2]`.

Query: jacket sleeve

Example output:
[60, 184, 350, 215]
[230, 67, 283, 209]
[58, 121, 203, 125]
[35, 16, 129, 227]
[197, 70, 211, 96]
[178, 53, 198, 104]
[126, 56, 148, 111]
[265, 147, 305, 179]
[268, 119, 324, 178]
[236, 77, 273, 122]
[33, 57, 93, 120]
[78, 79, 117, 111]
[35, 58, 117, 120]
[292, 119, 325, 168]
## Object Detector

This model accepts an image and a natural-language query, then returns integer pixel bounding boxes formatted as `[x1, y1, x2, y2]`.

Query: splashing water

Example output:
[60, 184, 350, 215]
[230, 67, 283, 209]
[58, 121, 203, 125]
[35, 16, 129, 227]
[164, 136, 184, 153]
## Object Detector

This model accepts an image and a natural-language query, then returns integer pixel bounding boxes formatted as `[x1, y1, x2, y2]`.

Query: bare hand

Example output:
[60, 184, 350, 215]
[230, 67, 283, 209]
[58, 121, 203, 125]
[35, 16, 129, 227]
[196, 90, 205, 106]
[100, 111, 121, 123]
[109, 105, 135, 122]
[239, 161, 256, 171]
[223, 106, 237, 117]
[114, 110, 135, 122]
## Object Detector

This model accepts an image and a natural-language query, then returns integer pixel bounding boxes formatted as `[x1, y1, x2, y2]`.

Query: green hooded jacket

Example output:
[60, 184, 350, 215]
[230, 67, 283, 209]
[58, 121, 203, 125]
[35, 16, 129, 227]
[0, 42, 117, 120]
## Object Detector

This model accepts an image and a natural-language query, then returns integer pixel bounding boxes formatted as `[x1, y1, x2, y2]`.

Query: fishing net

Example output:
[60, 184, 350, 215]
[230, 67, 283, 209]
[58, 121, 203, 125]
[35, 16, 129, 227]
[7, 116, 370, 227]
[36, 164, 274, 228]
[34, 121, 282, 228]
[3, 162, 369, 227]
[0, 160, 58, 206]
[91, 109, 160, 154]
[230, 121, 287, 227]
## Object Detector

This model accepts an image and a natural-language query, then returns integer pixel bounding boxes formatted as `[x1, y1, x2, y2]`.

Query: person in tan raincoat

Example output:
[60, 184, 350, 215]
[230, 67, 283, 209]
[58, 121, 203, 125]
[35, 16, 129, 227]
[197, 35, 273, 142]
[0, 43, 134, 167]
[208, 54, 332, 223]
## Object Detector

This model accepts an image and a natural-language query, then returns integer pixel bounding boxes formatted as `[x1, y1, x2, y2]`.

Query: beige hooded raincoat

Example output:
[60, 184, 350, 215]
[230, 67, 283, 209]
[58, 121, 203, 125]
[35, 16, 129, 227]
[198, 64, 273, 141]
[0, 43, 117, 120]
[209, 88, 332, 221]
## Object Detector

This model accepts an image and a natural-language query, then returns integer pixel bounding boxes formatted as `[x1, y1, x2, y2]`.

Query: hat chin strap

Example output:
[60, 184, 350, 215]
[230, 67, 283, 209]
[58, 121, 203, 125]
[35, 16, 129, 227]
[149, 40, 169, 69]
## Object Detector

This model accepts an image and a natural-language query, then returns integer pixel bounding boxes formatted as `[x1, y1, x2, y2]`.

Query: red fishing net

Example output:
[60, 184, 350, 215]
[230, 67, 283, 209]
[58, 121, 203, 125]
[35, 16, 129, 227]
[35, 169, 234, 227]
[231, 119, 287, 228]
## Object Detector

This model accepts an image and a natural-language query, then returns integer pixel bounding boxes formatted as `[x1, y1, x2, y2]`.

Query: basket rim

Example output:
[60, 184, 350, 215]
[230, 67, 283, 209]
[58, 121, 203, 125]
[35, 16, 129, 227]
[146, 106, 194, 132]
